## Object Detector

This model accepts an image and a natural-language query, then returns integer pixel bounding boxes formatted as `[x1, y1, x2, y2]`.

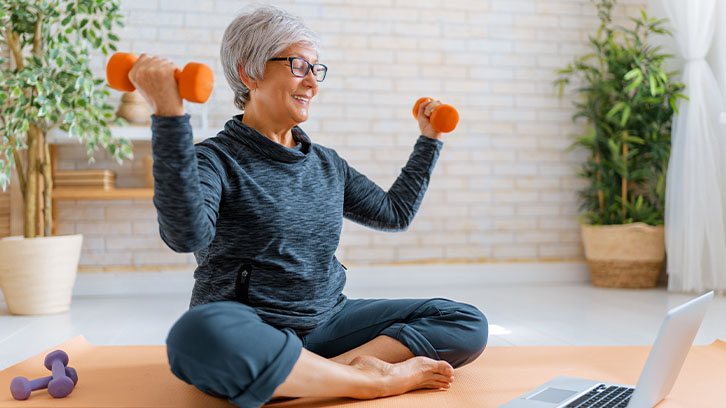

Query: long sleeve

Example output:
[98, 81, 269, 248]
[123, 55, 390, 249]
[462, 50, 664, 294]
[151, 114, 223, 253]
[339, 135, 443, 231]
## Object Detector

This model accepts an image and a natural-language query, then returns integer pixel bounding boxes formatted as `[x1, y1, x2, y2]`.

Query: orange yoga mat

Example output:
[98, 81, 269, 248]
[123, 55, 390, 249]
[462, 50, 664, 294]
[0, 336, 724, 407]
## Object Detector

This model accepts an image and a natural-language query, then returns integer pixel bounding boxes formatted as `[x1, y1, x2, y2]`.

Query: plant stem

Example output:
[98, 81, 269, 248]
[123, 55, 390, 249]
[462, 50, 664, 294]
[42, 141, 52, 236]
[7, 133, 26, 199]
[25, 124, 38, 238]
[622, 131, 628, 218]
[595, 153, 604, 215]
[33, 18, 42, 56]
[4, 25, 24, 70]
[33, 15, 49, 236]
[6, 16, 35, 236]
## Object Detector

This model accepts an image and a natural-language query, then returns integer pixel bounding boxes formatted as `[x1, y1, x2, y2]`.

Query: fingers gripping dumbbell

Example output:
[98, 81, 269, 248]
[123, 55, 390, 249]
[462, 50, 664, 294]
[45, 350, 77, 398]
[106, 52, 214, 103]
[413, 97, 460, 133]
[10, 367, 78, 400]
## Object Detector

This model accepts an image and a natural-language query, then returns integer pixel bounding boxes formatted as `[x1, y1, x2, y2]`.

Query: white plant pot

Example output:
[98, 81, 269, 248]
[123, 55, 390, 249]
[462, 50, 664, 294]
[0, 234, 83, 315]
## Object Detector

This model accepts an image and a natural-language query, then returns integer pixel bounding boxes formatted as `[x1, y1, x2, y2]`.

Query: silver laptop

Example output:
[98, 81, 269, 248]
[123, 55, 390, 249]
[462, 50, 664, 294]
[498, 291, 714, 408]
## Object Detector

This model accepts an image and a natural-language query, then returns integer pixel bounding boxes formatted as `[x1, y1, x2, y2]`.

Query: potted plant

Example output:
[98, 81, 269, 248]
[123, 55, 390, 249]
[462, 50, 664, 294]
[0, 0, 132, 314]
[554, 0, 687, 288]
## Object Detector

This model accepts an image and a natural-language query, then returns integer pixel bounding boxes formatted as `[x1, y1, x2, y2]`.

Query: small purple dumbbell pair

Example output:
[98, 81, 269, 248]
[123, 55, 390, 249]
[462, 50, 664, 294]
[10, 350, 79, 400]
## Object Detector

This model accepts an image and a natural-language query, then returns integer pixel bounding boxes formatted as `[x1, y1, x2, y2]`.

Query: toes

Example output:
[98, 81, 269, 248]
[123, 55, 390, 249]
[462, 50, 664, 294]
[435, 360, 455, 376]
[425, 380, 452, 390]
[413, 357, 454, 377]
[433, 373, 454, 383]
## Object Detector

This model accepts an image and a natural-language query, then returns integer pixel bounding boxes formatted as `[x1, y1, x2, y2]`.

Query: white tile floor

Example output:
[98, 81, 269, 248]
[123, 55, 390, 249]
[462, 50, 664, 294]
[1, 262, 724, 371]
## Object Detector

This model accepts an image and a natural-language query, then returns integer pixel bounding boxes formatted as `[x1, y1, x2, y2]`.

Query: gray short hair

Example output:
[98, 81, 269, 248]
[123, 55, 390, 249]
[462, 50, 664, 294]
[220, 5, 320, 111]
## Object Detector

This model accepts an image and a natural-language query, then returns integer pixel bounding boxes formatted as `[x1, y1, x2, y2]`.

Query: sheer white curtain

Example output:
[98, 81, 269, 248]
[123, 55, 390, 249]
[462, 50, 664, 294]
[715, 1, 726, 273]
[710, 0, 726, 102]
[714, 1, 726, 236]
[662, 0, 726, 294]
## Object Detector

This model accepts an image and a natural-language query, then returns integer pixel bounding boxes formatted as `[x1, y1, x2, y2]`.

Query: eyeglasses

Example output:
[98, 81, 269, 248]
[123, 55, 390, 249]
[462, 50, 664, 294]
[269, 57, 327, 82]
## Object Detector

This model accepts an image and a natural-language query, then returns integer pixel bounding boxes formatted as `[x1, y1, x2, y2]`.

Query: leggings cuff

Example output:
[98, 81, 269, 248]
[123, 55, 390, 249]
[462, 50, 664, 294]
[229, 328, 303, 408]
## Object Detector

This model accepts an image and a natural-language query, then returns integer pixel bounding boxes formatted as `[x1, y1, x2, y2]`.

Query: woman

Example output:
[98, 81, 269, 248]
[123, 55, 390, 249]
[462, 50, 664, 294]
[129, 5, 487, 408]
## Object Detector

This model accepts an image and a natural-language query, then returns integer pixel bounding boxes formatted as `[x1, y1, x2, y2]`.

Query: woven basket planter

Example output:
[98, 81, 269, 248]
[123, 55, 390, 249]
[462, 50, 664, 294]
[0, 234, 83, 315]
[581, 223, 665, 288]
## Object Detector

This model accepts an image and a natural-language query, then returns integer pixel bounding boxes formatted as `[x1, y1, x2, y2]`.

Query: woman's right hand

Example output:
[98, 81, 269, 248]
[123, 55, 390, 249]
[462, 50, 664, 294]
[127, 54, 185, 117]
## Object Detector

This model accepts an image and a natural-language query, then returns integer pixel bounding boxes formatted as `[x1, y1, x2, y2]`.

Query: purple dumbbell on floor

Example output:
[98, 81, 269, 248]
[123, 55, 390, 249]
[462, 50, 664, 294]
[10, 367, 78, 400]
[44, 350, 76, 398]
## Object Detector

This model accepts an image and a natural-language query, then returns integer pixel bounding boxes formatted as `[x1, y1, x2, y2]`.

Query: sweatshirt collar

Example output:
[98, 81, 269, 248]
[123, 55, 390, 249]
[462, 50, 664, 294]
[222, 114, 311, 163]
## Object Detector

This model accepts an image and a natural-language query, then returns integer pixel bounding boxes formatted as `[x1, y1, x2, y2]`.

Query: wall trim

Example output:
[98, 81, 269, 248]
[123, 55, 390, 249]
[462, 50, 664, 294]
[65, 261, 590, 297]
[0, 262, 591, 302]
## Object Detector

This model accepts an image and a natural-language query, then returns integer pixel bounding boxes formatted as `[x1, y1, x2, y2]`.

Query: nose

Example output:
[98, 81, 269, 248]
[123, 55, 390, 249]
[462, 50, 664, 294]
[302, 68, 318, 89]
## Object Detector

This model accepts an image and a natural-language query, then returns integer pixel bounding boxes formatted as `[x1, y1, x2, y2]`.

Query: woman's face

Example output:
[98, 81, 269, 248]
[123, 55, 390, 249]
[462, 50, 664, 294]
[252, 43, 320, 127]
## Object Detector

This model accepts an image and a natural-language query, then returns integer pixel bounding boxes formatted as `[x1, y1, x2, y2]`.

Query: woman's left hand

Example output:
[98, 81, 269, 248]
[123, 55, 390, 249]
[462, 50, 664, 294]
[416, 99, 444, 141]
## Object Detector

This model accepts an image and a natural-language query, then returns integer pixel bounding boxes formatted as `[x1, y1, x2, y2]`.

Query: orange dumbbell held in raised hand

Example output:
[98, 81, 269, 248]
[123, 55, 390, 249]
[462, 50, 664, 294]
[106, 52, 214, 104]
[412, 97, 459, 133]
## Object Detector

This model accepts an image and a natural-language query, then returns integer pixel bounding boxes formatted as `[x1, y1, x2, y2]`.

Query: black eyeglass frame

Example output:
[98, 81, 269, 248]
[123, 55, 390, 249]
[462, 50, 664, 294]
[269, 57, 328, 82]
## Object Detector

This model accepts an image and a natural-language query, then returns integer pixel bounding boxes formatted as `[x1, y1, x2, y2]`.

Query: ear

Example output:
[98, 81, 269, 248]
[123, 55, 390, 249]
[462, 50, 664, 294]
[238, 63, 257, 90]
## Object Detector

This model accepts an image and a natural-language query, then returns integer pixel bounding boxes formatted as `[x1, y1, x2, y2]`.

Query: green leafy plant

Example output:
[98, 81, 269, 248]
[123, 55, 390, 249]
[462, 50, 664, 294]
[554, 0, 687, 226]
[0, 0, 132, 238]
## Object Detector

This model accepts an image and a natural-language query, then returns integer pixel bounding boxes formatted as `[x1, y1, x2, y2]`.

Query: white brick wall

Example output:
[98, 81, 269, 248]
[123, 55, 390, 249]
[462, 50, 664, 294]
[56, 0, 648, 270]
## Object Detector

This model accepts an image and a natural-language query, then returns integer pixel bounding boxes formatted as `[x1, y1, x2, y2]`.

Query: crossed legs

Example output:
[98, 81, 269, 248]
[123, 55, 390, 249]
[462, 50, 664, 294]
[166, 298, 488, 407]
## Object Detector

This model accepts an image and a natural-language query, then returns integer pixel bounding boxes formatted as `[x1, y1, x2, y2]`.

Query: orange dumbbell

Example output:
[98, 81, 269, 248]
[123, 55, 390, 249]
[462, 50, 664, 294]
[106, 52, 214, 103]
[412, 97, 459, 133]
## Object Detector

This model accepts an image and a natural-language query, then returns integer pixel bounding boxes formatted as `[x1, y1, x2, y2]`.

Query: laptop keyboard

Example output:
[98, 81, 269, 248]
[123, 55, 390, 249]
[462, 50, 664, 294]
[565, 384, 634, 407]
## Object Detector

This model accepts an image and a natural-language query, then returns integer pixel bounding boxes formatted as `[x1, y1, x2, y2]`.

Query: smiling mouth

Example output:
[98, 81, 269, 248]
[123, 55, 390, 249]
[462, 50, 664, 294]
[292, 95, 310, 104]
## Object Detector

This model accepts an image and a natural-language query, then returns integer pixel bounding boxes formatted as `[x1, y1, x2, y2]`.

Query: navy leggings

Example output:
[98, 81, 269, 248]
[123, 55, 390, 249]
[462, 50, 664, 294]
[166, 298, 488, 408]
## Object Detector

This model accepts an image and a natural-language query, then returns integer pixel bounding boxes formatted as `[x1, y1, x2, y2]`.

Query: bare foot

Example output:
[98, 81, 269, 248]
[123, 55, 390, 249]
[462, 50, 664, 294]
[349, 355, 455, 398]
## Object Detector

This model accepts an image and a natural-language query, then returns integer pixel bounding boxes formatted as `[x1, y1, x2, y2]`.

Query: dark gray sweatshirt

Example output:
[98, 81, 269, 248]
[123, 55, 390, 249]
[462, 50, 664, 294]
[151, 113, 443, 335]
